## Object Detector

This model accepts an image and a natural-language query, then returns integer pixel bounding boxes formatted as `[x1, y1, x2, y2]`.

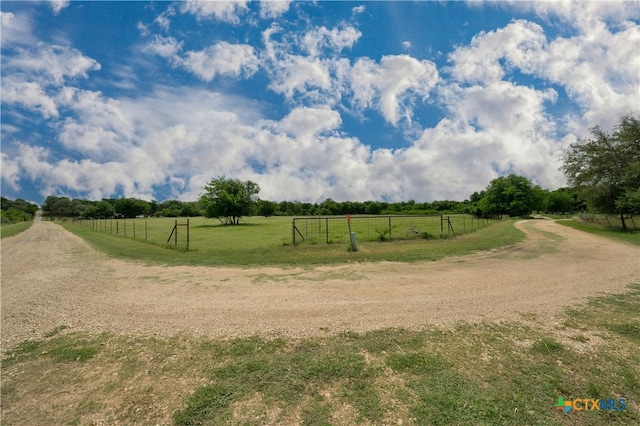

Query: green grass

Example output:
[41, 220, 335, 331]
[60, 216, 525, 267]
[556, 219, 640, 246]
[0, 220, 33, 239]
[3, 284, 639, 425]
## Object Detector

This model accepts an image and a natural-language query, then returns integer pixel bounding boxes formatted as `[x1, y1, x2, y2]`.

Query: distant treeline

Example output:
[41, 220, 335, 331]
[39, 186, 583, 220]
[1, 197, 39, 223]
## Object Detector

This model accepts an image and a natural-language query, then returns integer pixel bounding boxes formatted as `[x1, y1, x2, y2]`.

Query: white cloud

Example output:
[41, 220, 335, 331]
[145, 37, 258, 82]
[447, 20, 546, 85]
[521, 1, 640, 32]
[267, 55, 333, 101]
[4, 44, 101, 86]
[0, 11, 35, 47]
[180, 0, 249, 24]
[260, 0, 292, 19]
[301, 26, 362, 57]
[144, 35, 183, 62]
[183, 42, 259, 82]
[447, 13, 639, 133]
[349, 55, 439, 126]
[275, 107, 342, 139]
[1, 152, 22, 191]
[49, 0, 70, 15]
[1, 78, 59, 118]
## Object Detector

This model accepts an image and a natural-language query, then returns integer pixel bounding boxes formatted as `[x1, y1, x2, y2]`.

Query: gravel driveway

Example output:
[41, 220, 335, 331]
[2, 216, 639, 350]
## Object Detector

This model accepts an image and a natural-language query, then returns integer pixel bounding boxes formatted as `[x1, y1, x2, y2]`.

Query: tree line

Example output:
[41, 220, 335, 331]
[35, 183, 583, 222]
[1, 197, 39, 223]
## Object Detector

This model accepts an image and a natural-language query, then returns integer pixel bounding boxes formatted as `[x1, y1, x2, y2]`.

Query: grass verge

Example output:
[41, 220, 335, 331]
[60, 218, 525, 267]
[3, 284, 638, 425]
[0, 221, 33, 239]
[556, 219, 640, 246]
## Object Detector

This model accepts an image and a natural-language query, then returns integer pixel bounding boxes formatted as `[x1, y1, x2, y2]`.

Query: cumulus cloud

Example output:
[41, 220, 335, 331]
[301, 26, 362, 57]
[447, 13, 639, 133]
[183, 42, 259, 81]
[1, 152, 22, 191]
[49, 0, 70, 15]
[1, 11, 35, 47]
[350, 55, 439, 126]
[3, 44, 101, 86]
[260, 0, 292, 19]
[1, 78, 59, 118]
[145, 37, 258, 82]
[180, 0, 249, 24]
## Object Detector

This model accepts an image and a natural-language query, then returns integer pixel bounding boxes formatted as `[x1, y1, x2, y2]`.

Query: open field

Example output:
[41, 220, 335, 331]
[2, 217, 639, 424]
[61, 215, 521, 267]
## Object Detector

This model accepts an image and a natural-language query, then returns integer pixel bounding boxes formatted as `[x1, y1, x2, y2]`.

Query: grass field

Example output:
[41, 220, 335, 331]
[3, 283, 638, 425]
[61, 216, 524, 267]
[0, 220, 33, 239]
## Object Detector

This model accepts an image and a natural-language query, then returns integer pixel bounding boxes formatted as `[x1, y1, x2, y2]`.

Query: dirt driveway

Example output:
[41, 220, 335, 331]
[1, 217, 639, 350]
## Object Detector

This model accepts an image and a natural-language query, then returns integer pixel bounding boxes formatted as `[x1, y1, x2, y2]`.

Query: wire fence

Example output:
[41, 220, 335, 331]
[578, 213, 639, 230]
[72, 218, 191, 250]
[292, 214, 502, 245]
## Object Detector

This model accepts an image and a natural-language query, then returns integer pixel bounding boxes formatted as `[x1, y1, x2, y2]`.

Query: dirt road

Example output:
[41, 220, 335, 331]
[2, 217, 639, 350]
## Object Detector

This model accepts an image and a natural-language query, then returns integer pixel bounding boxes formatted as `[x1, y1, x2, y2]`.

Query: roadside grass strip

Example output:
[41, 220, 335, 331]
[2, 284, 638, 425]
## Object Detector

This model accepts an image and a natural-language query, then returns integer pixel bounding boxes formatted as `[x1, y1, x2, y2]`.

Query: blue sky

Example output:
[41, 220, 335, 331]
[2, 1, 639, 205]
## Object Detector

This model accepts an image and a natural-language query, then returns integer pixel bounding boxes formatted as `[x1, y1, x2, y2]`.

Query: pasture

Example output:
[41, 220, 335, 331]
[62, 215, 520, 267]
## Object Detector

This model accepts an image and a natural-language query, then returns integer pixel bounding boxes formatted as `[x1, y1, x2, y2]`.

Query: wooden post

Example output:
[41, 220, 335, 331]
[186, 218, 190, 251]
[326, 218, 329, 244]
[174, 219, 178, 248]
[292, 219, 296, 245]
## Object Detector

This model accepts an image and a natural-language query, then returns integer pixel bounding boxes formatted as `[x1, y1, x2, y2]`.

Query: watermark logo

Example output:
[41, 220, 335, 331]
[555, 396, 627, 414]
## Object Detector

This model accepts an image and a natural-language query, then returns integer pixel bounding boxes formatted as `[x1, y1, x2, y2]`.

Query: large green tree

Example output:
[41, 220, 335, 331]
[562, 114, 640, 229]
[114, 197, 151, 218]
[478, 174, 536, 217]
[199, 176, 260, 225]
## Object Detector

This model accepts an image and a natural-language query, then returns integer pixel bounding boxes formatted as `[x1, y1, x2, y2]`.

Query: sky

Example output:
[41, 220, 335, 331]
[1, 1, 639, 205]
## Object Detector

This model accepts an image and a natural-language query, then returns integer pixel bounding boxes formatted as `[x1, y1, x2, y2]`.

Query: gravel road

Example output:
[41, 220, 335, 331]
[2, 216, 639, 350]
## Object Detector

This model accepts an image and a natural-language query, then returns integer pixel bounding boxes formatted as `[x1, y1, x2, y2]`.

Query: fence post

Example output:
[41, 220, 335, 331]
[326, 218, 329, 244]
[116, 221, 119, 235]
[440, 215, 444, 234]
[292, 219, 296, 245]
[133, 221, 136, 239]
[174, 219, 178, 248]
[388, 216, 392, 241]
[186, 218, 190, 251]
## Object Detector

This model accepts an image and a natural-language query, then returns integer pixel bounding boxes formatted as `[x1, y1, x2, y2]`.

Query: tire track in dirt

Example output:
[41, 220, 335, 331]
[2, 217, 639, 350]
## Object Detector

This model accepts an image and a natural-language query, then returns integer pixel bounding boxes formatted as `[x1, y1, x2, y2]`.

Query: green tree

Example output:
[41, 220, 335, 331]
[199, 176, 260, 225]
[42, 196, 75, 219]
[544, 189, 575, 214]
[257, 200, 276, 217]
[562, 114, 640, 229]
[114, 198, 151, 218]
[478, 174, 536, 217]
